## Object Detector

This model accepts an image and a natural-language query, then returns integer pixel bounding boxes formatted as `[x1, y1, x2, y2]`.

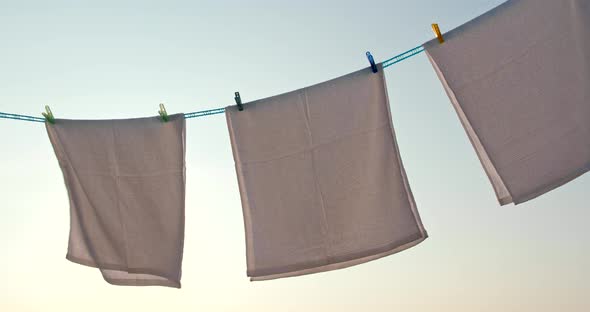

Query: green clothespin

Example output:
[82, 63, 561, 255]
[158, 103, 169, 122]
[42, 105, 55, 124]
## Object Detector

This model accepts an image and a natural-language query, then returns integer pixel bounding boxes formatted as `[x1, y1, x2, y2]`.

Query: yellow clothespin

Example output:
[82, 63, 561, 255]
[431, 23, 444, 44]
[42, 105, 55, 124]
[158, 103, 169, 122]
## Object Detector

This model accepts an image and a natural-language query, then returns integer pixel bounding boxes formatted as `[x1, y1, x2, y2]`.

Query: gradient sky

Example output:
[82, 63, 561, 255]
[0, 0, 588, 311]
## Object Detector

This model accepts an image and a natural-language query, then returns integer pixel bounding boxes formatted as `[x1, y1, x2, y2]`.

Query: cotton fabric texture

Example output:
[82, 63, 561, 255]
[424, 0, 590, 205]
[226, 64, 428, 281]
[46, 114, 186, 288]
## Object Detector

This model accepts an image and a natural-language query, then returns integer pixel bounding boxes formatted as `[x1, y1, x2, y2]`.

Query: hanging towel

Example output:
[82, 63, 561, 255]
[226, 64, 428, 281]
[46, 114, 186, 288]
[424, 0, 590, 205]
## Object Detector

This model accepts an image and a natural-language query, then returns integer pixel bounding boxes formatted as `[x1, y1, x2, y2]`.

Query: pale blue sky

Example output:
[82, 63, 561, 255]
[0, 0, 588, 311]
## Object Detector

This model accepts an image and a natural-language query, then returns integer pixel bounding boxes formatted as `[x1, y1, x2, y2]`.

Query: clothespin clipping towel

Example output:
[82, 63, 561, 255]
[42, 105, 55, 124]
[366, 51, 378, 73]
[432, 23, 444, 44]
[158, 103, 169, 122]
[235, 92, 243, 111]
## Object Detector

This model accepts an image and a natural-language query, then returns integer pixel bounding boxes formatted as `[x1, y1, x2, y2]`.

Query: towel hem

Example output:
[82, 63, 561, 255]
[249, 231, 428, 281]
[66, 254, 181, 288]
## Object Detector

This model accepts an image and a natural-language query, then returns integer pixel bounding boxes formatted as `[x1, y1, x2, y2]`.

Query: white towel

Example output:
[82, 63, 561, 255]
[46, 114, 186, 288]
[424, 0, 590, 205]
[226, 64, 428, 281]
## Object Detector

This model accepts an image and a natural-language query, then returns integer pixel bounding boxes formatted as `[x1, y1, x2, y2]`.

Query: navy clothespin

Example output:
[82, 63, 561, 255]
[158, 103, 169, 122]
[42, 105, 55, 124]
[366, 51, 378, 73]
[235, 91, 243, 111]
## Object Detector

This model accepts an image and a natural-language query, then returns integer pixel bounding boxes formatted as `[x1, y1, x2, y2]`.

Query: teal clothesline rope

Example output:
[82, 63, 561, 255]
[0, 46, 425, 123]
[0, 112, 46, 123]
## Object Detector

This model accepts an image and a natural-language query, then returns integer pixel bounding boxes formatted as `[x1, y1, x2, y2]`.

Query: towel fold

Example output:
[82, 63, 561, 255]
[46, 114, 186, 288]
[424, 0, 590, 205]
[226, 64, 428, 281]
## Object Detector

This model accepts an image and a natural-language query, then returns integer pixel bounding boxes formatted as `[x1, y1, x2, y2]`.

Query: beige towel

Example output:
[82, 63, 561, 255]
[424, 0, 590, 205]
[46, 114, 186, 288]
[226, 64, 428, 281]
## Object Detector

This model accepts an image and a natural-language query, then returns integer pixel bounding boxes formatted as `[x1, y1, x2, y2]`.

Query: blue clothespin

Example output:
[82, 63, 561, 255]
[158, 103, 169, 122]
[235, 92, 243, 111]
[366, 51, 378, 73]
[42, 105, 55, 124]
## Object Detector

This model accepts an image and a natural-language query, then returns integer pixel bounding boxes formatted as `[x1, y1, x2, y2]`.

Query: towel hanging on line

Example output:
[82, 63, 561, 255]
[424, 0, 590, 205]
[226, 63, 428, 281]
[46, 114, 187, 288]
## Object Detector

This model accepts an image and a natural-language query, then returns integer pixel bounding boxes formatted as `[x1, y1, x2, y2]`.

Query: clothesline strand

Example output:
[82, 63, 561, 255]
[0, 112, 46, 123]
[0, 46, 425, 123]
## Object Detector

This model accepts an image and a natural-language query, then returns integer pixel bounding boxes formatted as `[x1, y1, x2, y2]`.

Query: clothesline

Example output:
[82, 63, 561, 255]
[0, 46, 425, 124]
